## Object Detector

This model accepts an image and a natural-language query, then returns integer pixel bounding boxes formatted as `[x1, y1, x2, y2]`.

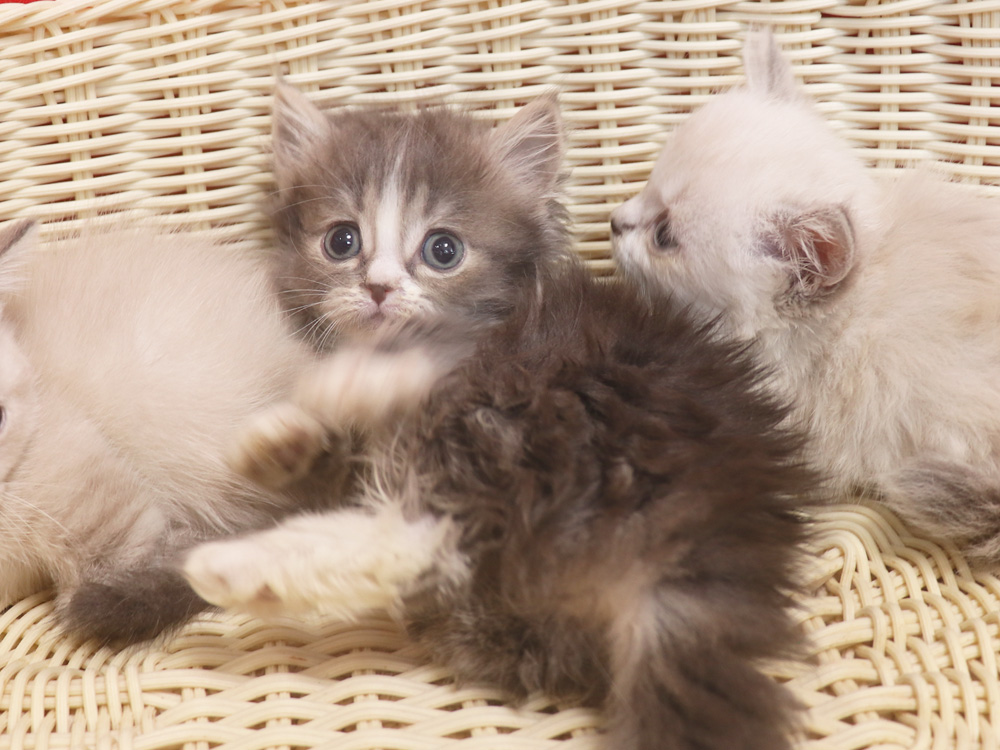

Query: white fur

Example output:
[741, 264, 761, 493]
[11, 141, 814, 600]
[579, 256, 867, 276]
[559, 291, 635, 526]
[230, 344, 443, 487]
[297, 345, 443, 427]
[184, 503, 464, 619]
[368, 173, 409, 295]
[612, 30, 1000, 560]
[0, 222, 315, 607]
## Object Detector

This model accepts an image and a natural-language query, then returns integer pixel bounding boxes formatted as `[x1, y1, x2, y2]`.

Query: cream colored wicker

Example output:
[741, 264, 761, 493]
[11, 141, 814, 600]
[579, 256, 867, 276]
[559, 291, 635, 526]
[0, 1, 998, 748]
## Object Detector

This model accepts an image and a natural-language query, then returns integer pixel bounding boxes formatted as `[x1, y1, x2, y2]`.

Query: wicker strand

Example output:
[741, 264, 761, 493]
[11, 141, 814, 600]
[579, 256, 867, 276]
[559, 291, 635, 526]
[0, 2, 999, 747]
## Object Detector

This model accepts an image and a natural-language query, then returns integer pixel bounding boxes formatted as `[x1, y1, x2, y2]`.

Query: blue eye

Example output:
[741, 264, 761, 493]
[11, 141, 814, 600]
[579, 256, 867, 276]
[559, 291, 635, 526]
[323, 223, 362, 260]
[421, 232, 465, 271]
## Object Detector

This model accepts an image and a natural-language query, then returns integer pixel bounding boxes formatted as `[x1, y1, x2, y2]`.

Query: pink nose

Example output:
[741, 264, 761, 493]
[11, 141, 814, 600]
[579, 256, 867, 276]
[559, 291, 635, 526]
[366, 283, 391, 305]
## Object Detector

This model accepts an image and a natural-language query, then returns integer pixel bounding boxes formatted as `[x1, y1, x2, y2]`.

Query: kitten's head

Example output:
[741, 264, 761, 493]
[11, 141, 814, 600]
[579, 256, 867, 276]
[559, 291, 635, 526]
[611, 29, 873, 339]
[268, 86, 569, 350]
[0, 220, 39, 483]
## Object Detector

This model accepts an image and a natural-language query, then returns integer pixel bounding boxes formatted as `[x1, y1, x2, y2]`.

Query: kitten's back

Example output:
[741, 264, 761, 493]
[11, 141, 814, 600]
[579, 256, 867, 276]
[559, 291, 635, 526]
[399, 260, 815, 750]
[0, 223, 317, 643]
[5, 227, 311, 519]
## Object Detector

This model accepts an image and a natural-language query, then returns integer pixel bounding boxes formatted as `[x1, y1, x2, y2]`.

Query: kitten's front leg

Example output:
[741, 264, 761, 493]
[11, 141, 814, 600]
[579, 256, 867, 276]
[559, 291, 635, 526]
[296, 345, 444, 429]
[229, 346, 445, 488]
[183, 504, 464, 620]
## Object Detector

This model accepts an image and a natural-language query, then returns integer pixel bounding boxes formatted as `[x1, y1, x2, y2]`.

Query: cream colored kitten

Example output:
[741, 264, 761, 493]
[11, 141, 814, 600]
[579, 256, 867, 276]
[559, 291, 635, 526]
[612, 29, 1000, 565]
[0, 220, 324, 645]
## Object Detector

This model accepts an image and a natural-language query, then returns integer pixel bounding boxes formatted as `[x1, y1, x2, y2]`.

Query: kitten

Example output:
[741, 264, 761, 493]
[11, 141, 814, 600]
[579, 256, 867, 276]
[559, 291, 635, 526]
[184, 263, 818, 747]
[267, 84, 567, 350]
[611, 29, 1000, 565]
[0, 220, 329, 646]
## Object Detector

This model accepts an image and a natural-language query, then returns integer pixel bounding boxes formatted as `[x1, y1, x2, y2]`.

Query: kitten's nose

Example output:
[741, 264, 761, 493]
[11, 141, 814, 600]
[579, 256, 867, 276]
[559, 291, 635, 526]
[366, 283, 392, 305]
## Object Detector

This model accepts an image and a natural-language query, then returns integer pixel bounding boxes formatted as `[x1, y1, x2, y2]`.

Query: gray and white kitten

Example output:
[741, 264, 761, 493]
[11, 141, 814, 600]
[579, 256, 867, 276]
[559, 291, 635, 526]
[267, 84, 567, 350]
[0, 221, 327, 646]
[612, 29, 1000, 565]
[184, 93, 818, 749]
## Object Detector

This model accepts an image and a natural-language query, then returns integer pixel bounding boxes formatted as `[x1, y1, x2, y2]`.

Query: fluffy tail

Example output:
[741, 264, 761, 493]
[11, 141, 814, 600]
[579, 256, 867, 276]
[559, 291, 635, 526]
[604, 589, 801, 750]
[58, 565, 210, 648]
[880, 458, 1000, 567]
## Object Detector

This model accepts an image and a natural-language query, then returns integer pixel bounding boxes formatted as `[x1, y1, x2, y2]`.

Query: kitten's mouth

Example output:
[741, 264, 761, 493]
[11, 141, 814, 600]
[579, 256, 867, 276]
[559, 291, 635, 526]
[357, 305, 393, 329]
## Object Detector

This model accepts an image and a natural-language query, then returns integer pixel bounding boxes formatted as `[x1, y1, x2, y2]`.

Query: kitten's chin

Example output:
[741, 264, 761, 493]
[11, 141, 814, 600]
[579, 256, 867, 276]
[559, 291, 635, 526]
[348, 306, 397, 334]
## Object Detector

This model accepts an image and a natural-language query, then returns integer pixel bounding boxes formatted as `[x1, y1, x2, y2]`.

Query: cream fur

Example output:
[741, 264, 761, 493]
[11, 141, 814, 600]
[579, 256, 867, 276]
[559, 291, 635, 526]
[184, 503, 463, 619]
[0, 221, 315, 610]
[230, 344, 444, 487]
[612, 30, 1000, 563]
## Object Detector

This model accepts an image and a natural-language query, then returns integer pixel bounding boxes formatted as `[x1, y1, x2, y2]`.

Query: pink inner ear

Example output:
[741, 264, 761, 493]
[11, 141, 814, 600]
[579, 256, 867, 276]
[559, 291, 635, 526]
[810, 231, 849, 288]
[768, 206, 855, 294]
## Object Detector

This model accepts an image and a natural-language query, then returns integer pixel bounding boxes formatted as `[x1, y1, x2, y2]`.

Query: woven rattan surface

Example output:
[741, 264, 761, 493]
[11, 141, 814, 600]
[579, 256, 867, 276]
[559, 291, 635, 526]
[1, 0, 999, 271]
[0, 1, 998, 748]
[2, 502, 998, 749]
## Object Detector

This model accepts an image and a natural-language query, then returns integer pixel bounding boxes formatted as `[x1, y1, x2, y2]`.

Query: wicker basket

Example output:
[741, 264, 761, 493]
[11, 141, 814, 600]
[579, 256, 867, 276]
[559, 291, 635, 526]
[0, 2, 997, 748]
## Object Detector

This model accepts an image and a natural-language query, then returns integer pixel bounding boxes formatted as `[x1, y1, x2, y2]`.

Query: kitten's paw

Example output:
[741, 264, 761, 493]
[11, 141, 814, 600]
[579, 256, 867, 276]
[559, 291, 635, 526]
[228, 403, 330, 488]
[183, 509, 461, 621]
[184, 538, 290, 617]
[299, 347, 441, 430]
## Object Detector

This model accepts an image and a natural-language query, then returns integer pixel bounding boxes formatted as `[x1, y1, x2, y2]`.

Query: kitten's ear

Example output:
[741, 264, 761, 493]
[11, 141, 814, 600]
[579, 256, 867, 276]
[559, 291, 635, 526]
[743, 28, 797, 100]
[766, 206, 855, 296]
[271, 82, 331, 173]
[0, 219, 37, 295]
[490, 92, 565, 194]
[0, 219, 36, 260]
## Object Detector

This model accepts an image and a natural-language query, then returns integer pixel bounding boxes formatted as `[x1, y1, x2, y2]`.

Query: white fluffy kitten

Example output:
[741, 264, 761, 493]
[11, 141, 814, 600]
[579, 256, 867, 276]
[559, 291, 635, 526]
[612, 29, 1000, 565]
[0, 221, 322, 645]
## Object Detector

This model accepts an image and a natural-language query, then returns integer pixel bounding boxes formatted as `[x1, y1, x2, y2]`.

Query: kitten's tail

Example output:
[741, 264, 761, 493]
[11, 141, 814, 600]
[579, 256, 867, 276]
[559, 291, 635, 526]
[604, 588, 801, 750]
[58, 565, 210, 648]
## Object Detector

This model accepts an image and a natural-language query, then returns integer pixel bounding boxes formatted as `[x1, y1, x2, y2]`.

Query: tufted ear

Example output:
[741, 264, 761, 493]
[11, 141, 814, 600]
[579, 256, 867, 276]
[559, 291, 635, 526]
[764, 206, 856, 297]
[271, 82, 332, 179]
[489, 91, 565, 194]
[0, 219, 36, 260]
[743, 27, 798, 101]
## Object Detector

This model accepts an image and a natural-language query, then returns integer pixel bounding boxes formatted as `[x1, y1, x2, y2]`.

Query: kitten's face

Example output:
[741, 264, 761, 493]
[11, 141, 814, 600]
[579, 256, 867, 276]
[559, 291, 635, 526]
[269, 87, 567, 349]
[611, 31, 868, 340]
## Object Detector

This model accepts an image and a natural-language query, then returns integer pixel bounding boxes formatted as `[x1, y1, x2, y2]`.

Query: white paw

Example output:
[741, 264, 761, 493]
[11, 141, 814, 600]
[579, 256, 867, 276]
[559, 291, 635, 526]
[228, 402, 330, 488]
[183, 509, 455, 621]
[299, 347, 442, 430]
[184, 537, 291, 617]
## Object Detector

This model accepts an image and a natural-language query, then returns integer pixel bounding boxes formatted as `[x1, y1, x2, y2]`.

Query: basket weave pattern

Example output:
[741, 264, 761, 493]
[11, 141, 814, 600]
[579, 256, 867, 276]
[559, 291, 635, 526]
[0, 1, 998, 748]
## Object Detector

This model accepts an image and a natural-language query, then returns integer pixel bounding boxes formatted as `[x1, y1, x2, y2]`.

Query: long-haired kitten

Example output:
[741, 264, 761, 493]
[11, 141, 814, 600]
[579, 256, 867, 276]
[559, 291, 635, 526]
[612, 28, 1000, 565]
[184, 261, 818, 746]
[0, 221, 327, 646]
[267, 84, 567, 350]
